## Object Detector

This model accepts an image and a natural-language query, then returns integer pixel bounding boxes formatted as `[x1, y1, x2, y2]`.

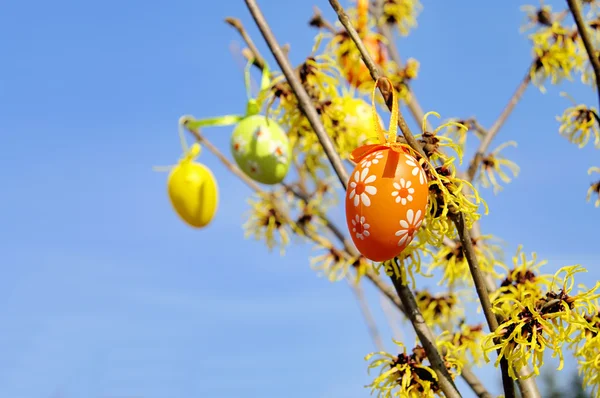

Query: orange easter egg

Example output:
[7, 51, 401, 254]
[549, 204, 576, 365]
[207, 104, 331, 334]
[345, 148, 428, 262]
[339, 36, 387, 89]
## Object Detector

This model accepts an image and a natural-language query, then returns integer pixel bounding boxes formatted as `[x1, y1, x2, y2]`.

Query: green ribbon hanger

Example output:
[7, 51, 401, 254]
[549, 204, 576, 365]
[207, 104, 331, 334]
[180, 57, 271, 130]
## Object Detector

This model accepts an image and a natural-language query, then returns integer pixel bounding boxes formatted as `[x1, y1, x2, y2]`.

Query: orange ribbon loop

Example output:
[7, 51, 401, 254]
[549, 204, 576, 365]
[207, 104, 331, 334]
[350, 77, 411, 163]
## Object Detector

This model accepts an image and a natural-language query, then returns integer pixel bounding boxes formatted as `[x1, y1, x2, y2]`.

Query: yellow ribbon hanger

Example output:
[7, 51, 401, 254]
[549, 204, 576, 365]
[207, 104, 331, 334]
[349, 77, 412, 163]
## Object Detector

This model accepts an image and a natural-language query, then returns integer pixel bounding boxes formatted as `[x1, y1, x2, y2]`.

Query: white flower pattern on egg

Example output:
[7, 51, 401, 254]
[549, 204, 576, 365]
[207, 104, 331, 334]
[362, 151, 384, 168]
[351, 215, 370, 240]
[395, 209, 423, 247]
[391, 178, 415, 205]
[405, 154, 427, 185]
[348, 167, 378, 207]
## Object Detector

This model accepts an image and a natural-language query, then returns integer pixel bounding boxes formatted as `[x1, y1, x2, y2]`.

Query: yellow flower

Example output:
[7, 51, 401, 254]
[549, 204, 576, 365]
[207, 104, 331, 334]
[478, 141, 520, 194]
[410, 112, 487, 243]
[380, 0, 422, 37]
[365, 340, 460, 398]
[490, 245, 550, 315]
[331, 30, 387, 91]
[529, 22, 583, 92]
[261, 33, 342, 123]
[557, 94, 600, 149]
[483, 261, 600, 380]
[327, 94, 384, 157]
[425, 161, 487, 243]
[417, 112, 465, 163]
[309, 238, 358, 282]
[571, 309, 600, 395]
[375, 242, 432, 288]
[437, 118, 483, 149]
[587, 166, 600, 207]
[261, 50, 346, 177]
[415, 290, 462, 327]
[374, 58, 420, 105]
[428, 234, 503, 287]
[439, 322, 486, 366]
[541, 265, 600, 340]
[576, 335, 600, 397]
[293, 197, 328, 239]
[242, 191, 298, 255]
[482, 296, 558, 379]
[519, 3, 555, 33]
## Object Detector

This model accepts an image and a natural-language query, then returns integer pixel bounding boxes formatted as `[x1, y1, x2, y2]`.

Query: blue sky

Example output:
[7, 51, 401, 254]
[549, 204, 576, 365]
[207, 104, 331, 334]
[1, 0, 599, 397]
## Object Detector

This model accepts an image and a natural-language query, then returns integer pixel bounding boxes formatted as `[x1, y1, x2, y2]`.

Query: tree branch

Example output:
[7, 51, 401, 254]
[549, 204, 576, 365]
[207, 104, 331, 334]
[370, 0, 433, 133]
[389, 274, 463, 398]
[326, 1, 519, 397]
[225, 17, 268, 71]
[466, 69, 531, 182]
[567, 0, 600, 107]
[328, 0, 427, 159]
[244, 0, 350, 189]
[244, 2, 462, 397]
[347, 277, 386, 351]
[309, 6, 337, 33]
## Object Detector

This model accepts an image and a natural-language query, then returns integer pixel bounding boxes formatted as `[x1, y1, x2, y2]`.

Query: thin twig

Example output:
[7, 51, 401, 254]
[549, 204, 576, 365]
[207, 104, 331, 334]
[225, 17, 267, 71]
[182, 119, 265, 193]
[451, 213, 516, 398]
[244, 0, 350, 189]
[466, 69, 531, 182]
[379, 293, 404, 341]
[460, 368, 493, 398]
[389, 274, 463, 398]
[370, 0, 433, 133]
[309, 6, 337, 33]
[567, 0, 600, 108]
[328, 0, 427, 159]
[347, 277, 386, 351]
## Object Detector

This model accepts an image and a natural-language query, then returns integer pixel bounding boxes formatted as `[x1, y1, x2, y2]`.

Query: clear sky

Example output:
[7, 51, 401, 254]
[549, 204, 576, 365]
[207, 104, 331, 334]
[1, 0, 598, 397]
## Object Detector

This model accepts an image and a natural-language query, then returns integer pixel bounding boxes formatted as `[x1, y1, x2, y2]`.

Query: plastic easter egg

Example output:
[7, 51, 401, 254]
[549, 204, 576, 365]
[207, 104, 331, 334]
[345, 148, 428, 262]
[167, 156, 219, 228]
[230, 114, 291, 185]
[339, 36, 387, 89]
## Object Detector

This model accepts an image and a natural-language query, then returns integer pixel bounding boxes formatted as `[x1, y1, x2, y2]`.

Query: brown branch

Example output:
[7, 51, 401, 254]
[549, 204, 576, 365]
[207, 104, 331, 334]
[225, 17, 267, 71]
[567, 0, 600, 108]
[379, 292, 404, 340]
[181, 117, 265, 194]
[451, 213, 516, 398]
[460, 368, 493, 398]
[347, 277, 386, 351]
[466, 8, 569, 183]
[466, 69, 531, 182]
[244, 2, 461, 397]
[389, 273, 463, 398]
[326, 1, 518, 397]
[370, 0, 433, 133]
[328, 0, 427, 159]
[244, 0, 350, 189]
[309, 6, 337, 33]
[227, 3, 490, 397]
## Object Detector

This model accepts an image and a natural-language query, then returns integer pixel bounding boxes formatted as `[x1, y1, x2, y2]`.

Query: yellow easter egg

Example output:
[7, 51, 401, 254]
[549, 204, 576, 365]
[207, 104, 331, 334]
[167, 160, 219, 228]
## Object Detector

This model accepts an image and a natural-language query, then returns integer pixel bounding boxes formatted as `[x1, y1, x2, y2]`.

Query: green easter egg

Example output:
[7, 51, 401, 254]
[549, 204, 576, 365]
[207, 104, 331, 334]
[230, 114, 291, 185]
